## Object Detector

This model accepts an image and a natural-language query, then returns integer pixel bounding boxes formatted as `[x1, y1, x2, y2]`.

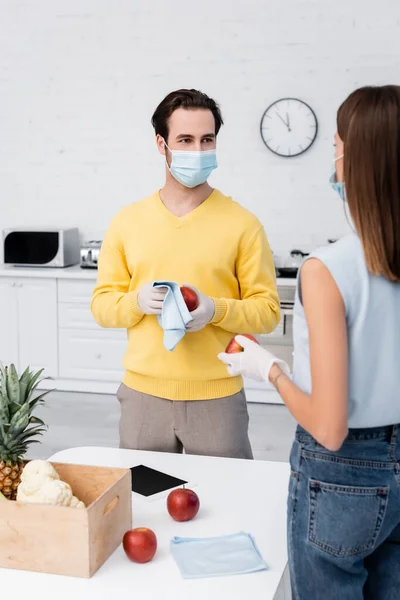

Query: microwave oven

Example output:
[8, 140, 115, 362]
[3, 228, 80, 268]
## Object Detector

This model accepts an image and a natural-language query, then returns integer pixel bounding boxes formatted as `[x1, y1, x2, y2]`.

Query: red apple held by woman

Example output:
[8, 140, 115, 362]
[180, 286, 199, 312]
[167, 487, 200, 522]
[225, 333, 259, 354]
[122, 527, 157, 563]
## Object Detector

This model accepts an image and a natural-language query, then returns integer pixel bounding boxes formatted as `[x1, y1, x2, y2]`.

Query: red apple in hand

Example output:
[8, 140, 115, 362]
[123, 528, 157, 563]
[167, 487, 200, 522]
[180, 286, 199, 312]
[225, 333, 259, 354]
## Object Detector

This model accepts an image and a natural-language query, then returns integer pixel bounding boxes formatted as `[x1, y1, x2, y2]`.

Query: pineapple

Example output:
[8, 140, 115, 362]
[0, 363, 51, 500]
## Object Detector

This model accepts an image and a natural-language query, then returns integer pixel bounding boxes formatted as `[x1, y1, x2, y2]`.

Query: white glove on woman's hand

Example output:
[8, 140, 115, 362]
[218, 335, 291, 382]
[184, 284, 215, 332]
[138, 283, 167, 315]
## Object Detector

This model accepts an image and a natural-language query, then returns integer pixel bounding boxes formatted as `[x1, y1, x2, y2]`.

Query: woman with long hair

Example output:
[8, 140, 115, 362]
[219, 85, 400, 599]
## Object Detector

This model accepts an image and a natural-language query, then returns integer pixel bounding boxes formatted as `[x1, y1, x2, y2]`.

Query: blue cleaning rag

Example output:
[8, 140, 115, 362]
[153, 281, 193, 352]
[170, 532, 268, 579]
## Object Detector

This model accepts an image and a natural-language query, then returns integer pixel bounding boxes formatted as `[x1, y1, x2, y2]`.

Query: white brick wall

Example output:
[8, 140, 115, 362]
[1, 0, 399, 260]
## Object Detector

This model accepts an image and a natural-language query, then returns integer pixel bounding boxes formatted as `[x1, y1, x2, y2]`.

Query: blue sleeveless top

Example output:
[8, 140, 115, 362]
[292, 234, 400, 428]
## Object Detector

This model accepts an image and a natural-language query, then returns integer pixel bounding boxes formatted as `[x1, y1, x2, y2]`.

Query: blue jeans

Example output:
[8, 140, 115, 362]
[288, 424, 400, 599]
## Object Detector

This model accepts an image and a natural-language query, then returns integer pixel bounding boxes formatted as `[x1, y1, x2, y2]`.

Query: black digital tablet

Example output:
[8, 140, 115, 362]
[130, 464, 188, 498]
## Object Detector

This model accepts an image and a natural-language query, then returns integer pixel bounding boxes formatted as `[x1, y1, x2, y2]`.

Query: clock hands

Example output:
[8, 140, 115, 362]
[276, 111, 292, 132]
[276, 112, 288, 128]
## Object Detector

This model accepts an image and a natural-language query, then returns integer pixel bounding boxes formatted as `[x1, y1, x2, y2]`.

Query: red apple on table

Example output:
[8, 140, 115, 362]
[122, 528, 157, 563]
[225, 333, 259, 354]
[180, 286, 199, 312]
[167, 487, 200, 522]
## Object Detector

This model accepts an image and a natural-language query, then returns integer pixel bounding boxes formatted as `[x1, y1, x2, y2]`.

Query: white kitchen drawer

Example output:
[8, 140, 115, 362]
[59, 328, 126, 382]
[58, 279, 96, 304]
[58, 302, 126, 333]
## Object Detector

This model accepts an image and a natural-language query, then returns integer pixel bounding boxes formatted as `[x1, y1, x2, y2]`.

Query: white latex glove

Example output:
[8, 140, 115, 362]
[218, 335, 291, 382]
[184, 284, 215, 332]
[138, 283, 167, 315]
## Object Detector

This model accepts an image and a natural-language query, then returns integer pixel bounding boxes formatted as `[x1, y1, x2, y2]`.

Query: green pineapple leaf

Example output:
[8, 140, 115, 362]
[29, 416, 45, 426]
[0, 423, 8, 442]
[0, 362, 6, 390]
[0, 366, 8, 397]
[19, 440, 43, 447]
[28, 377, 53, 399]
[6, 364, 21, 406]
[18, 366, 31, 401]
[9, 402, 29, 427]
[8, 401, 23, 418]
[19, 366, 30, 383]
[0, 394, 10, 425]
[0, 364, 52, 464]
[0, 424, 10, 448]
[28, 389, 51, 410]
[8, 415, 30, 438]
[25, 368, 44, 398]
[18, 427, 47, 443]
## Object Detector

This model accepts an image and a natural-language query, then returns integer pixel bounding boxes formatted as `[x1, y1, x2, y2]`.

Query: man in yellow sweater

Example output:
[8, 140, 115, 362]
[91, 89, 280, 459]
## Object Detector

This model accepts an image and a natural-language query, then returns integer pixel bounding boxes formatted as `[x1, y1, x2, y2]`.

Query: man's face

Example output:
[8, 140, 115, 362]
[157, 108, 216, 162]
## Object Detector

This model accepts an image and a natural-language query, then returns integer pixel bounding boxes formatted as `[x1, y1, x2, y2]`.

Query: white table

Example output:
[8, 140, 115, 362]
[1, 447, 290, 599]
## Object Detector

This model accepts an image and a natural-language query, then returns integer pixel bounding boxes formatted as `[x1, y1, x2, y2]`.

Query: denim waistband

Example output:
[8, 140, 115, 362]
[296, 424, 400, 444]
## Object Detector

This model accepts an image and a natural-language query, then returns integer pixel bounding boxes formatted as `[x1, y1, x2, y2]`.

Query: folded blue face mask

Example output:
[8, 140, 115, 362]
[164, 141, 217, 188]
[330, 153, 345, 200]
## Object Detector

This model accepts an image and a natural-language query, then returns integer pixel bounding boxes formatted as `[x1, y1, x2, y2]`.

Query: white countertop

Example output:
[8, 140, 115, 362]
[0, 447, 290, 599]
[0, 264, 98, 280]
[0, 264, 297, 287]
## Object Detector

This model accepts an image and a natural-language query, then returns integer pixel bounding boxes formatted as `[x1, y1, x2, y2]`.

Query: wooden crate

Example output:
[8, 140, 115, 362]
[0, 462, 132, 578]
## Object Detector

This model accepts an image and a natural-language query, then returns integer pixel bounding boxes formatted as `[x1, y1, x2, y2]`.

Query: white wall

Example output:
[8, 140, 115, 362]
[1, 0, 399, 260]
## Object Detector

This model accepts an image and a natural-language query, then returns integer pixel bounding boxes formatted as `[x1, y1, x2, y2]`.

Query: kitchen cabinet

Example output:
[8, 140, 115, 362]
[58, 277, 126, 383]
[17, 279, 58, 376]
[59, 328, 126, 382]
[0, 267, 126, 392]
[0, 277, 57, 376]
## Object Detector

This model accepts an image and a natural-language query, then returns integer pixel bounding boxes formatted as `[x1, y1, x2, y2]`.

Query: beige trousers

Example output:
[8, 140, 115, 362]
[117, 383, 253, 460]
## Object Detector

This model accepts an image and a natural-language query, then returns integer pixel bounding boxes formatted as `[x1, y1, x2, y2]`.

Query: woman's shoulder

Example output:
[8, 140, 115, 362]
[310, 234, 362, 263]
[301, 235, 365, 310]
[308, 235, 365, 280]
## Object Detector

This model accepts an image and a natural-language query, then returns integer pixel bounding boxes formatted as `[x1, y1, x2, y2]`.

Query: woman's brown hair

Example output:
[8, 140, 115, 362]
[337, 85, 400, 282]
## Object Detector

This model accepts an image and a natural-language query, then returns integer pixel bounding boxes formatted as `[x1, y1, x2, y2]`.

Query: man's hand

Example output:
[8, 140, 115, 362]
[138, 283, 167, 315]
[184, 284, 215, 332]
[218, 335, 290, 382]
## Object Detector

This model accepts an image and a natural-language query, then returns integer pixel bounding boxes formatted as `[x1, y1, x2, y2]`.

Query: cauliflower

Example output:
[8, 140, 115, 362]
[19, 459, 60, 496]
[21, 459, 60, 482]
[69, 494, 85, 509]
[19, 460, 60, 496]
[18, 479, 72, 506]
[17, 460, 85, 508]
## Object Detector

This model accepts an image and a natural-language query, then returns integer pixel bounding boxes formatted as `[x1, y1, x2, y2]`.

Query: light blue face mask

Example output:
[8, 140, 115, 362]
[164, 141, 217, 188]
[330, 153, 345, 200]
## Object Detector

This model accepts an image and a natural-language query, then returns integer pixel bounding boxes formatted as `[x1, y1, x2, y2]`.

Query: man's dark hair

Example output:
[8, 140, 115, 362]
[151, 89, 224, 142]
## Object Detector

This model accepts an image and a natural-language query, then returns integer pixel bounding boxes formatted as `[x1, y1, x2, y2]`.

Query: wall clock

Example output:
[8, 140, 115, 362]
[260, 98, 318, 157]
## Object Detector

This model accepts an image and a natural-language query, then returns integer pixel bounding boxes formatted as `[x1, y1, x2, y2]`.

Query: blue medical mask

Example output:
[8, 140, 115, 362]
[164, 141, 217, 188]
[330, 153, 345, 200]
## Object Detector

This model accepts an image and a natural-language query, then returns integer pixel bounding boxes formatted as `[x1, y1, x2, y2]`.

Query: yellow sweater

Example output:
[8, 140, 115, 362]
[91, 190, 280, 400]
